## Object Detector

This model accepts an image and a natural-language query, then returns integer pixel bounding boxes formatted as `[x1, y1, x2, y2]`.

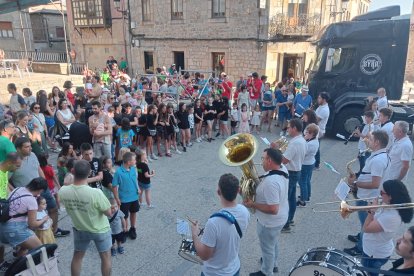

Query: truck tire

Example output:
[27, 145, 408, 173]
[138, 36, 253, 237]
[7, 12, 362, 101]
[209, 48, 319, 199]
[333, 107, 364, 141]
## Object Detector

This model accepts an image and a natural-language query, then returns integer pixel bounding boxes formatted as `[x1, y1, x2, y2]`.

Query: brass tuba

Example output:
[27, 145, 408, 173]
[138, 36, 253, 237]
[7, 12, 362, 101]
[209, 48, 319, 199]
[218, 133, 260, 208]
[273, 136, 289, 153]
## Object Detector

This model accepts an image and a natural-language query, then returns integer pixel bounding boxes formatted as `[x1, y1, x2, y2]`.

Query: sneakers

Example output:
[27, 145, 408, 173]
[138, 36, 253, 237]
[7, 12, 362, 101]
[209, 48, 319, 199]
[296, 200, 306, 207]
[187, 142, 193, 147]
[347, 234, 360, 243]
[128, 227, 137, 240]
[249, 271, 266, 276]
[117, 246, 125, 254]
[111, 248, 117, 256]
[215, 132, 220, 137]
[147, 204, 155, 209]
[195, 138, 202, 143]
[166, 152, 172, 157]
[343, 246, 362, 256]
[175, 149, 182, 154]
[0, 261, 12, 272]
[54, 228, 70, 237]
[148, 156, 154, 163]
[281, 224, 291, 233]
[151, 154, 158, 160]
[183, 146, 187, 152]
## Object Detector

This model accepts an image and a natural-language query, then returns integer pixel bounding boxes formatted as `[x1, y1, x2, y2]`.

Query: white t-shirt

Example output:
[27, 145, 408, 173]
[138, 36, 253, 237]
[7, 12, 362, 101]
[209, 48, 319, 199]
[284, 135, 307, 171]
[230, 109, 239, 122]
[358, 123, 374, 152]
[315, 104, 330, 137]
[201, 204, 250, 276]
[363, 209, 401, 258]
[303, 139, 319, 165]
[380, 121, 394, 150]
[385, 136, 413, 181]
[357, 149, 390, 199]
[254, 166, 289, 228]
[377, 96, 388, 110]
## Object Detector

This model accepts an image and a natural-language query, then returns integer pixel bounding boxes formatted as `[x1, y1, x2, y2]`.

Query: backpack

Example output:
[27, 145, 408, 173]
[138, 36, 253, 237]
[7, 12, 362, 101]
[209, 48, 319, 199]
[0, 188, 32, 223]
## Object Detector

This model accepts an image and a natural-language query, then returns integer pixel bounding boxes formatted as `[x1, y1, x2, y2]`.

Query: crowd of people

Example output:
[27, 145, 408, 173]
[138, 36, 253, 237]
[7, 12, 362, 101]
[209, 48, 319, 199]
[0, 59, 413, 276]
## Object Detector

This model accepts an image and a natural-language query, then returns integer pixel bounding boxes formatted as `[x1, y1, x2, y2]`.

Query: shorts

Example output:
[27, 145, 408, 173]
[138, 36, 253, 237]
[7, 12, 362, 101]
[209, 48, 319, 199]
[41, 188, 57, 210]
[278, 112, 291, 123]
[120, 200, 140, 219]
[249, 99, 258, 108]
[139, 182, 151, 190]
[231, 121, 237, 127]
[112, 232, 125, 244]
[73, 227, 112, 253]
[0, 221, 35, 247]
[219, 119, 228, 124]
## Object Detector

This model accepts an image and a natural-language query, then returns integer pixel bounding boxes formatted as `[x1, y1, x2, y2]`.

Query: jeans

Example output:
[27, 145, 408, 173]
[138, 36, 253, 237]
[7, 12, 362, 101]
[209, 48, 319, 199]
[93, 142, 112, 159]
[288, 171, 301, 222]
[299, 164, 314, 201]
[257, 221, 284, 276]
[357, 200, 368, 252]
[361, 253, 389, 276]
[315, 139, 321, 168]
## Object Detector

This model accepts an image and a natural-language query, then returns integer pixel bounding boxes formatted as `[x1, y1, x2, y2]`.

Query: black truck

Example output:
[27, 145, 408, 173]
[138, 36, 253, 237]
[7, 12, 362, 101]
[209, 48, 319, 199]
[307, 5, 414, 137]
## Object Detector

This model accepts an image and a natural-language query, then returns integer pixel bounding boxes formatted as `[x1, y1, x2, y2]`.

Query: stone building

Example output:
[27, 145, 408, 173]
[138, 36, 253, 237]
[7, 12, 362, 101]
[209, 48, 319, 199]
[66, 0, 370, 81]
[0, 10, 33, 52]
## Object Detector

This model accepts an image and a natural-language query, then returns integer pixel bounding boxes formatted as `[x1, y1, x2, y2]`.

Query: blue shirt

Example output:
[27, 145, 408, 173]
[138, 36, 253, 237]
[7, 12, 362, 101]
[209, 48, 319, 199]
[113, 165, 139, 203]
[116, 129, 135, 148]
[276, 93, 289, 113]
[293, 93, 312, 115]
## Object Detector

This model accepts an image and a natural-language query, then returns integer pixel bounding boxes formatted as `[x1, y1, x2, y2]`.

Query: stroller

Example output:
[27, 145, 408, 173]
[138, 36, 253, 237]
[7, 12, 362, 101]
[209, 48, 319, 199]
[50, 114, 70, 147]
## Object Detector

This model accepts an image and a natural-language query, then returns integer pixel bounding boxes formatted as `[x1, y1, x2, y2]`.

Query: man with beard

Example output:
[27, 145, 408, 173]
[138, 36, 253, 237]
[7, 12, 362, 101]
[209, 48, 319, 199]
[89, 101, 112, 159]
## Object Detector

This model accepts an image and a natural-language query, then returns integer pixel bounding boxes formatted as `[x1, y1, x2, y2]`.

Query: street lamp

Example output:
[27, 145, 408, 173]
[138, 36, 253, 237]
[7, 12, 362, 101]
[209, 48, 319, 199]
[113, 0, 128, 16]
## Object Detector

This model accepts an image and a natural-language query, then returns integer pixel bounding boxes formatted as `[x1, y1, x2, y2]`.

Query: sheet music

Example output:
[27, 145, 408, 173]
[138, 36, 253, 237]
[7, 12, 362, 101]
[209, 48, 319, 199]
[260, 137, 270, 146]
[335, 179, 350, 201]
[176, 218, 190, 236]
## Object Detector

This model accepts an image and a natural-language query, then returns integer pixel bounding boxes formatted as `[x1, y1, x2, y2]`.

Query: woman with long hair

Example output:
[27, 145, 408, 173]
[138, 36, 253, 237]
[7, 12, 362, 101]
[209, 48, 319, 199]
[302, 109, 318, 132]
[30, 103, 48, 153]
[145, 104, 159, 161]
[14, 111, 43, 156]
[167, 104, 181, 154]
[56, 98, 75, 129]
[156, 103, 170, 157]
[63, 80, 75, 106]
[58, 142, 78, 160]
[175, 102, 191, 152]
[361, 180, 414, 276]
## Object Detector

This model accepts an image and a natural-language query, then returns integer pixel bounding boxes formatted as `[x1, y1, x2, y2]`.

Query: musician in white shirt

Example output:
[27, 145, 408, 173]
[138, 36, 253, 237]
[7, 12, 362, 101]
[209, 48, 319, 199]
[379, 108, 394, 150]
[314, 92, 330, 170]
[376, 87, 389, 110]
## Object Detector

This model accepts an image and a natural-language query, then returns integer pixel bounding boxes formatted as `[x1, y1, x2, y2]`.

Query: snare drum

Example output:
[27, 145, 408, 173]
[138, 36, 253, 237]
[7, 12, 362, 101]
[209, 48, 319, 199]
[178, 239, 203, 265]
[290, 247, 367, 276]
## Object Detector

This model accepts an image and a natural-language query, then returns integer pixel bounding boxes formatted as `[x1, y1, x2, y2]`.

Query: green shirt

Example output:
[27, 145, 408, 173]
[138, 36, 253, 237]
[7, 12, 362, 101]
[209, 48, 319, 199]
[59, 184, 111, 233]
[100, 72, 110, 85]
[119, 60, 128, 70]
[0, 170, 8, 199]
[0, 136, 16, 162]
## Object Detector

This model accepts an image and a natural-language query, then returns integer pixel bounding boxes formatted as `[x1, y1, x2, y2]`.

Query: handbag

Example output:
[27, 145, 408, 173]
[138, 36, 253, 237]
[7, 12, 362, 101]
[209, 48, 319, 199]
[148, 128, 156, 136]
[173, 124, 180, 133]
[7, 245, 60, 276]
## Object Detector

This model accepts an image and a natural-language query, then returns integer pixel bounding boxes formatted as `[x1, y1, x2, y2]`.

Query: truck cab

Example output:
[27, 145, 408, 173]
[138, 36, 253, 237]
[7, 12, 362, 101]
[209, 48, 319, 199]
[308, 6, 414, 137]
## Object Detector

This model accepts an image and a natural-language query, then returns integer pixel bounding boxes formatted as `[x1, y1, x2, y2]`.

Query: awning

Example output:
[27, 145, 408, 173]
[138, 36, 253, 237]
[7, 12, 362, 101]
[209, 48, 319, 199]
[0, 0, 53, 14]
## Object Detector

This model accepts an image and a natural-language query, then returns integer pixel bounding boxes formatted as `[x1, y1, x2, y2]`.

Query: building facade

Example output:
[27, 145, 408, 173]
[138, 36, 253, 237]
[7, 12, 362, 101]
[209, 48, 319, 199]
[66, 0, 370, 81]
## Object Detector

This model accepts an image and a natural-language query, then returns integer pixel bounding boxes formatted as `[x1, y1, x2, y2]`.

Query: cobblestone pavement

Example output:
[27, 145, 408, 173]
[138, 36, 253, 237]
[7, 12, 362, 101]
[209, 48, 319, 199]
[10, 129, 414, 275]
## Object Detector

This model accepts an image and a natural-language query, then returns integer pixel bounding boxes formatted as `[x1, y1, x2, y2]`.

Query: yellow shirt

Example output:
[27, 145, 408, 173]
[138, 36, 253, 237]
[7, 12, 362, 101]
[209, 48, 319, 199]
[0, 170, 8, 199]
[59, 184, 110, 233]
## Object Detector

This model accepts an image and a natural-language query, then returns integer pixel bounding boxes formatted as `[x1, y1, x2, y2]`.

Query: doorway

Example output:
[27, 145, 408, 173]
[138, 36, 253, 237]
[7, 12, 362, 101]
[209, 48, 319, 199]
[282, 53, 305, 80]
[212, 52, 225, 76]
[174, 51, 185, 71]
[144, 51, 154, 73]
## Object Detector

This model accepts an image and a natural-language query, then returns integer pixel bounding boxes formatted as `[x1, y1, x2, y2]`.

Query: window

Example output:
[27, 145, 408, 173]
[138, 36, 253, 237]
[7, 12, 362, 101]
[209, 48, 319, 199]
[72, 0, 106, 27]
[212, 52, 225, 75]
[30, 15, 47, 41]
[56, 27, 65, 38]
[142, 0, 153, 22]
[171, 0, 183, 20]
[0, 21, 13, 38]
[144, 51, 154, 72]
[325, 48, 356, 73]
[287, 0, 308, 26]
[212, 0, 225, 18]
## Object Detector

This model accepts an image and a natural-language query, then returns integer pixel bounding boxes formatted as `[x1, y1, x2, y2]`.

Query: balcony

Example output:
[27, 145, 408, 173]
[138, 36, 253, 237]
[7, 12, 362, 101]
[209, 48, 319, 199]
[269, 13, 321, 38]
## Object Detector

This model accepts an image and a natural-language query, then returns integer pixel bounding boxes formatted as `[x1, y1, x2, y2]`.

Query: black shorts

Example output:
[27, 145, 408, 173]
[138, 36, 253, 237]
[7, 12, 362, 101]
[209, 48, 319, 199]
[112, 232, 125, 244]
[231, 121, 237, 127]
[120, 200, 140, 218]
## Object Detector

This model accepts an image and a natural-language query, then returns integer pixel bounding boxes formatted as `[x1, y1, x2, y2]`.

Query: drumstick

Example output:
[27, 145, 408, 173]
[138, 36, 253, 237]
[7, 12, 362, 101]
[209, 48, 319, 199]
[186, 216, 197, 226]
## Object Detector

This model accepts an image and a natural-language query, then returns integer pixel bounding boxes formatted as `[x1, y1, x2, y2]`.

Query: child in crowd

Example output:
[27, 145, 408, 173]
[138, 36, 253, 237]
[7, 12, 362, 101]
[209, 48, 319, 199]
[117, 117, 135, 153]
[353, 111, 374, 175]
[230, 102, 239, 135]
[57, 157, 67, 188]
[238, 103, 250, 133]
[250, 105, 261, 134]
[63, 158, 76, 185]
[167, 104, 181, 154]
[38, 153, 61, 209]
[194, 99, 204, 142]
[298, 123, 319, 207]
[23, 88, 36, 109]
[108, 199, 127, 256]
[35, 196, 56, 244]
[136, 149, 156, 209]
[217, 97, 229, 139]
[276, 86, 290, 136]
[204, 97, 216, 142]
[102, 156, 115, 200]
[188, 106, 195, 141]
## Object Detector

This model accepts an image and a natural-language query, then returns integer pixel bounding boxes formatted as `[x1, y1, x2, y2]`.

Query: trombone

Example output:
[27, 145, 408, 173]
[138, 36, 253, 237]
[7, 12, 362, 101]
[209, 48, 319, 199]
[312, 198, 414, 219]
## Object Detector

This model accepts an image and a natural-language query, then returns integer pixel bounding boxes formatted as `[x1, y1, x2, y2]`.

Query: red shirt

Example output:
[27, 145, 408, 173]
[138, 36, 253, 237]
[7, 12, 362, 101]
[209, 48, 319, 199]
[247, 78, 262, 100]
[65, 89, 75, 106]
[41, 165, 55, 190]
[220, 81, 233, 99]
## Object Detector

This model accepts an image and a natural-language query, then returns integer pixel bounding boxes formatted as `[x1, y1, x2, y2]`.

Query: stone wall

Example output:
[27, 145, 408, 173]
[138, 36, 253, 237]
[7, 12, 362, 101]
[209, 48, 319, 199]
[0, 11, 35, 52]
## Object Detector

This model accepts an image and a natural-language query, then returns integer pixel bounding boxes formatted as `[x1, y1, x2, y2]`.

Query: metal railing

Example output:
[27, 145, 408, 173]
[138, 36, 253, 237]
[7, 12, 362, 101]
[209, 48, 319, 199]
[4, 50, 68, 63]
[70, 62, 88, 75]
[269, 13, 322, 37]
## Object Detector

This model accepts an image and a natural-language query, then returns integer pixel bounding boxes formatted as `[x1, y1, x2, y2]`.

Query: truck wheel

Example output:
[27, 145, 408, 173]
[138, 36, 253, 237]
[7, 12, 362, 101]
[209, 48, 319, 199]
[334, 107, 364, 141]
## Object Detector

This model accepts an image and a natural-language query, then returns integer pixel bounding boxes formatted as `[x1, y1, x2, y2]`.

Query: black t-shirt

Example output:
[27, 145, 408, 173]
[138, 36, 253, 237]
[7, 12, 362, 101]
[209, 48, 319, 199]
[122, 113, 136, 123]
[146, 114, 155, 129]
[84, 102, 94, 126]
[88, 157, 102, 188]
[218, 103, 229, 121]
[136, 162, 150, 184]
[204, 105, 215, 121]
[212, 100, 221, 118]
[102, 169, 113, 188]
[175, 110, 190, 129]
[69, 121, 92, 150]
[194, 107, 203, 124]
[389, 258, 414, 274]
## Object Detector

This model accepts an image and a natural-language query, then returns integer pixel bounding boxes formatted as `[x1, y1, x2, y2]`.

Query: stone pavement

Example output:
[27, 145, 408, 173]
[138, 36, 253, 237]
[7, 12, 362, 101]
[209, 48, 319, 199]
[45, 131, 414, 276]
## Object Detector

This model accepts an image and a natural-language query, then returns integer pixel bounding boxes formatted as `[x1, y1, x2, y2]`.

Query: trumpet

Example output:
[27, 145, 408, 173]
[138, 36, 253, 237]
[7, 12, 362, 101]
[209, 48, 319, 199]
[272, 136, 289, 153]
[312, 198, 414, 219]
